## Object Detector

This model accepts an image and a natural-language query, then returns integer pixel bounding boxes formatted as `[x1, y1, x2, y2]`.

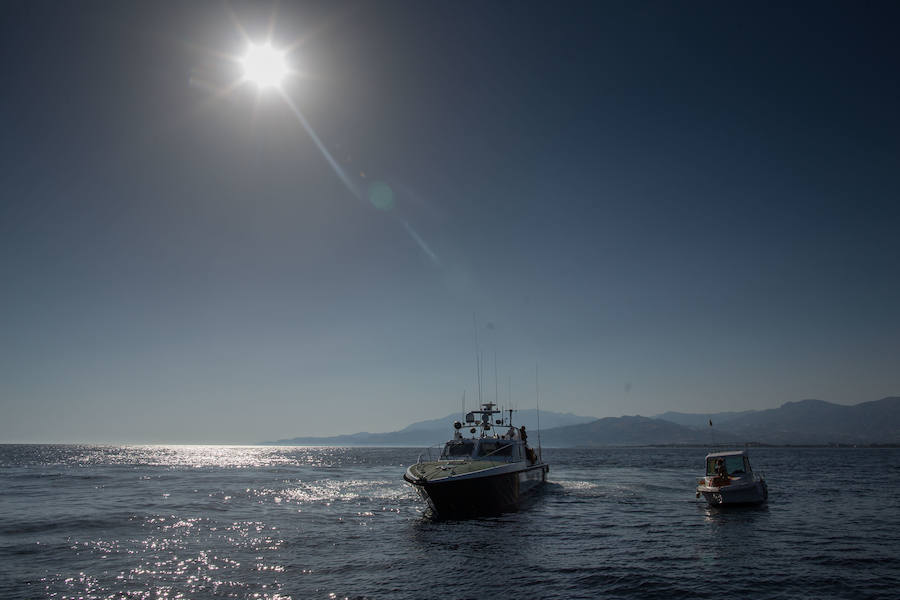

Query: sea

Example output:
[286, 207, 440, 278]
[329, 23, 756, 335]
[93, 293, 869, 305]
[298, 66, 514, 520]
[1, 445, 899, 599]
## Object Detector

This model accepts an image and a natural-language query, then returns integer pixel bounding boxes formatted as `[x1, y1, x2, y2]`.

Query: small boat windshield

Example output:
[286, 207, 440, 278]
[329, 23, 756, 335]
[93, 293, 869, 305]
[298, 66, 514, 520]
[706, 455, 751, 476]
[441, 440, 475, 459]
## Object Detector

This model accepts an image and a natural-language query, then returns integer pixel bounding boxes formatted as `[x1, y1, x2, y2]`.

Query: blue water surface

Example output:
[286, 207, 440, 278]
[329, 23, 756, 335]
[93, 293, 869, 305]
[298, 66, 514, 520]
[1, 445, 898, 599]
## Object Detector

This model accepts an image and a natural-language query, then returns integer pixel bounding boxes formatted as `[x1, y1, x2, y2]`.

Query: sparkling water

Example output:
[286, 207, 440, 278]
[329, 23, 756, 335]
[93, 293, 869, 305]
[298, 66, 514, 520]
[1, 445, 898, 599]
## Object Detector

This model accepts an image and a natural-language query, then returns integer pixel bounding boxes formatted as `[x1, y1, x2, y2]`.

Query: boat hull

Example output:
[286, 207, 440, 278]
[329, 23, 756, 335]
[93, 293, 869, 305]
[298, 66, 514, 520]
[405, 463, 548, 517]
[698, 479, 768, 506]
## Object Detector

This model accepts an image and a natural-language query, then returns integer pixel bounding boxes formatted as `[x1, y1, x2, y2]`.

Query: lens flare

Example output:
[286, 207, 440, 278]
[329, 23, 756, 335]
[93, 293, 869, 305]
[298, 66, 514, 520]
[368, 182, 395, 211]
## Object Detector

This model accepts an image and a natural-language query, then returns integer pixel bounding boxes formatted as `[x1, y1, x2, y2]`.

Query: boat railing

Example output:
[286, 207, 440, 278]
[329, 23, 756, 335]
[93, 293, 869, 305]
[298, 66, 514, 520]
[416, 445, 445, 464]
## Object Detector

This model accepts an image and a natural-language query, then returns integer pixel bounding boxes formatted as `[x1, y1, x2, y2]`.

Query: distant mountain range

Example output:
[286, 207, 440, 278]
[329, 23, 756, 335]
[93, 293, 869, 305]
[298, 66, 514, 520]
[264, 409, 595, 446]
[653, 397, 900, 446]
[540, 415, 708, 447]
[653, 410, 758, 428]
[263, 397, 900, 447]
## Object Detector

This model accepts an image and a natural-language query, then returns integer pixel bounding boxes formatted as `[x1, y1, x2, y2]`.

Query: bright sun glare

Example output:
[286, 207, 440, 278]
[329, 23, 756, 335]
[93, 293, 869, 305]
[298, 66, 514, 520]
[241, 44, 288, 89]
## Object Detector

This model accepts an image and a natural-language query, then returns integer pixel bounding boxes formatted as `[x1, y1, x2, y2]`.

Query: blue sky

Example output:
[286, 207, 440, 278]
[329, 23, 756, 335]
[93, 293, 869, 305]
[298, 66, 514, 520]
[2, 1, 898, 443]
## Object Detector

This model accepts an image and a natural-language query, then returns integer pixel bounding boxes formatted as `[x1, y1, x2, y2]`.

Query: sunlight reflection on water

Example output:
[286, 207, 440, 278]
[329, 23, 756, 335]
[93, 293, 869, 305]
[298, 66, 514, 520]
[2, 446, 898, 599]
[3, 445, 416, 600]
[3, 445, 372, 469]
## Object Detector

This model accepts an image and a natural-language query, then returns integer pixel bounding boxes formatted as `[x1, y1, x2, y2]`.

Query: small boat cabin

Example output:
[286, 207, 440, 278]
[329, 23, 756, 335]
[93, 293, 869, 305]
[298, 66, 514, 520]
[705, 450, 753, 477]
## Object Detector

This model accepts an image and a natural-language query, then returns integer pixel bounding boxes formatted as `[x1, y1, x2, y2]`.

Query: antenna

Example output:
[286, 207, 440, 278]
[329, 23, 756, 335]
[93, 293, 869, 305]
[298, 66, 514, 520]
[494, 351, 499, 408]
[535, 363, 542, 462]
[508, 375, 512, 427]
[461, 390, 466, 422]
[473, 314, 483, 406]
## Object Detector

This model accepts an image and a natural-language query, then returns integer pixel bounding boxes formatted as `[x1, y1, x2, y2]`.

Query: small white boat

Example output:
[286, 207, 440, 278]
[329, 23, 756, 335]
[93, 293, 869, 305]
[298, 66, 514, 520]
[696, 450, 768, 506]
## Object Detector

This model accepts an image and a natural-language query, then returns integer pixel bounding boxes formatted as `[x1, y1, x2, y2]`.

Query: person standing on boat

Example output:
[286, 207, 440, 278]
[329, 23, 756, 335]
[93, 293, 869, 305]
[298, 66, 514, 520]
[521, 425, 537, 464]
[715, 458, 728, 481]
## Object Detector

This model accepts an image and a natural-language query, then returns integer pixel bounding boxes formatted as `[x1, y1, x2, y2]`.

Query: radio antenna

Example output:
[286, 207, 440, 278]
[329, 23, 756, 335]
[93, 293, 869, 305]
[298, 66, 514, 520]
[535, 363, 543, 461]
[472, 314, 483, 405]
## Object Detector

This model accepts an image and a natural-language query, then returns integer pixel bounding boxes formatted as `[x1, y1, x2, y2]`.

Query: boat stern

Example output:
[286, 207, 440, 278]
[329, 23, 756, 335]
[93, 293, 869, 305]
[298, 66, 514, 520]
[697, 475, 768, 506]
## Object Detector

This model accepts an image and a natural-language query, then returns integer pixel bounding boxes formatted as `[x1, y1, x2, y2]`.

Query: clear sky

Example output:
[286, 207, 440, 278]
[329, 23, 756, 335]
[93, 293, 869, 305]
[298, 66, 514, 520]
[2, 1, 898, 443]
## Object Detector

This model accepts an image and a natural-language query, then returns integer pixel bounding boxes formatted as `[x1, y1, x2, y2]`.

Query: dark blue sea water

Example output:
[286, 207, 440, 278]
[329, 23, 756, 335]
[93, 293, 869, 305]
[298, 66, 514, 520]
[1, 445, 899, 599]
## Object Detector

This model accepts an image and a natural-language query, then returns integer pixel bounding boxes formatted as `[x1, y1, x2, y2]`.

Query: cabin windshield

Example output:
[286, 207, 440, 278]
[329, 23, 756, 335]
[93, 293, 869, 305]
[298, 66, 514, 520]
[441, 440, 475, 458]
[706, 455, 750, 475]
[476, 440, 514, 459]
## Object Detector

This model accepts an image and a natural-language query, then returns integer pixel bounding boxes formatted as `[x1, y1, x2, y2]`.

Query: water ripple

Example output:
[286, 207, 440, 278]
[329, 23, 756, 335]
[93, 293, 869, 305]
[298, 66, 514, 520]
[2, 446, 899, 599]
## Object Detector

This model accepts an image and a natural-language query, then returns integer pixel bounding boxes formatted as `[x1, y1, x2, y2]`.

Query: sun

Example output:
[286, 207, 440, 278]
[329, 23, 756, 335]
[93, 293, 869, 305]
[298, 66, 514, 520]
[241, 43, 288, 89]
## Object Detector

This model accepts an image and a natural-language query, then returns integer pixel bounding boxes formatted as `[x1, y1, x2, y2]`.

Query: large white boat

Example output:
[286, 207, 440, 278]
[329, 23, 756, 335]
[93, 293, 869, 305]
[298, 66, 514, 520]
[696, 450, 768, 506]
[403, 402, 549, 517]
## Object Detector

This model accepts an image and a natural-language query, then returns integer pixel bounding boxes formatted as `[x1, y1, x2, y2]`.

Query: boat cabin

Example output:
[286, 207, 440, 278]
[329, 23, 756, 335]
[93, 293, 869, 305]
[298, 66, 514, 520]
[705, 450, 753, 477]
[440, 438, 523, 462]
